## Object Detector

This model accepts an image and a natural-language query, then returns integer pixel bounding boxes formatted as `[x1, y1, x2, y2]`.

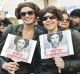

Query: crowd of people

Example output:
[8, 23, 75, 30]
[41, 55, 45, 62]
[0, 2, 80, 74]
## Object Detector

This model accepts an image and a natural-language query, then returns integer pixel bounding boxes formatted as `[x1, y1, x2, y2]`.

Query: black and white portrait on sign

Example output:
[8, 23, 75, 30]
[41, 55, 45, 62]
[39, 30, 74, 59]
[1, 34, 37, 63]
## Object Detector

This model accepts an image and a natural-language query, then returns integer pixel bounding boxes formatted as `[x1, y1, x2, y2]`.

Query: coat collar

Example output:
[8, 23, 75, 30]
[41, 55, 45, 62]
[17, 24, 40, 40]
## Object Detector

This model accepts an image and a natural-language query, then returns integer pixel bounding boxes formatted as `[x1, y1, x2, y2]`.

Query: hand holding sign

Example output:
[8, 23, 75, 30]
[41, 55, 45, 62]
[54, 57, 65, 73]
[2, 62, 19, 74]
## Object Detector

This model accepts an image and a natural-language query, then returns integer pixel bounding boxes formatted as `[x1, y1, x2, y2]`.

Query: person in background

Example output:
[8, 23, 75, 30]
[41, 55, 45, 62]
[8, 17, 19, 25]
[0, 10, 5, 20]
[0, 10, 12, 25]
[0, 10, 12, 51]
[70, 9, 80, 32]
[6, 12, 19, 25]
[59, 10, 73, 30]
[39, 6, 80, 74]
[0, 2, 43, 74]
[0, 20, 11, 34]
[0, 10, 12, 35]
[0, 21, 6, 35]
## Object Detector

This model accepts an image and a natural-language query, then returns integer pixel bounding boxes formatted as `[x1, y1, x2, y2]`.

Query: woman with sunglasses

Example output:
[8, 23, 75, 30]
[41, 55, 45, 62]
[58, 10, 73, 30]
[38, 6, 80, 74]
[0, 2, 44, 74]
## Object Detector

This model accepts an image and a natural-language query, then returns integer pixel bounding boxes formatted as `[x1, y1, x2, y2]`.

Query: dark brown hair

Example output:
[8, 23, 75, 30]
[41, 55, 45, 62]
[59, 10, 74, 29]
[39, 6, 61, 20]
[59, 10, 69, 20]
[47, 31, 63, 43]
[15, 2, 40, 19]
[14, 36, 29, 48]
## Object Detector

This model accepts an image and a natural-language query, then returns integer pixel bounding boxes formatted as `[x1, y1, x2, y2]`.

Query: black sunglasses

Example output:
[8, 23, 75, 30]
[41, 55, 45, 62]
[61, 18, 70, 22]
[20, 11, 34, 17]
[42, 15, 57, 21]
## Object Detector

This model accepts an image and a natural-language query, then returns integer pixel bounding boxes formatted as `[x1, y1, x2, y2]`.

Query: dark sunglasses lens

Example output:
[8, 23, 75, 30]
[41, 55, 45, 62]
[42, 15, 56, 21]
[20, 11, 34, 16]
[27, 11, 34, 15]
[61, 18, 70, 22]
[66, 19, 70, 22]
[20, 12, 26, 16]
[42, 17, 47, 21]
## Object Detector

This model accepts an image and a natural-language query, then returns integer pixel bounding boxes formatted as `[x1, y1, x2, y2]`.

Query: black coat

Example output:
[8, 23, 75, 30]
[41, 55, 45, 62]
[62, 29, 80, 74]
[0, 24, 44, 74]
[34, 29, 80, 74]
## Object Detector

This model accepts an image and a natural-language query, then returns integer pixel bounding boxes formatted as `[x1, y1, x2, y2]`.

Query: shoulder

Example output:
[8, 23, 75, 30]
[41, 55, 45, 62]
[70, 29, 80, 51]
[8, 24, 23, 31]
[2, 24, 23, 35]
[35, 25, 44, 35]
[35, 24, 47, 35]
[71, 29, 80, 39]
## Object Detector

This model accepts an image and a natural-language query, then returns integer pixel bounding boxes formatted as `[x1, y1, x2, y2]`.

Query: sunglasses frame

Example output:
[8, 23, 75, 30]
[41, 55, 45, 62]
[42, 15, 57, 21]
[20, 11, 35, 17]
[61, 18, 70, 22]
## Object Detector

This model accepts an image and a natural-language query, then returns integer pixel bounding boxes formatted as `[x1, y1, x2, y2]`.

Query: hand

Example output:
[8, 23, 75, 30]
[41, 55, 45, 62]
[0, 11, 5, 20]
[2, 62, 19, 74]
[54, 57, 65, 69]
